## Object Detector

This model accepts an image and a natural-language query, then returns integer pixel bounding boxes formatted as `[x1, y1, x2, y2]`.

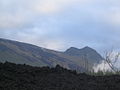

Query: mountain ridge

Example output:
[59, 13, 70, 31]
[0, 38, 103, 72]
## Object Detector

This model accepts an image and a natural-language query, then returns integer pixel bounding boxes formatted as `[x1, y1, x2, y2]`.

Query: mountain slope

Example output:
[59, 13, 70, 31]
[65, 46, 103, 64]
[0, 38, 103, 72]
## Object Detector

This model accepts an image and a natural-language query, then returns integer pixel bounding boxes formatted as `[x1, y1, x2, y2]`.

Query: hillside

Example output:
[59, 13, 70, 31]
[0, 38, 103, 72]
[0, 62, 120, 90]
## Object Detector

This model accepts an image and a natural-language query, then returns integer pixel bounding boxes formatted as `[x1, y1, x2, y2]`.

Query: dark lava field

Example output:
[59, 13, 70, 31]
[0, 62, 120, 90]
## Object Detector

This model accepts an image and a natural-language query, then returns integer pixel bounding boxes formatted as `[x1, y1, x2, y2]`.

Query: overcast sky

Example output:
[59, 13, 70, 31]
[0, 0, 120, 53]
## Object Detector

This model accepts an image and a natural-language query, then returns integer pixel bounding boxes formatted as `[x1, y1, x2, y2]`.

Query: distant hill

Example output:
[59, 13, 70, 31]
[0, 62, 120, 90]
[65, 46, 103, 64]
[0, 38, 103, 72]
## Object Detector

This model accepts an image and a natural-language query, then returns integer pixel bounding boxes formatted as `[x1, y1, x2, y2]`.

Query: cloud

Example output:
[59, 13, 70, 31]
[0, 13, 29, 29]
[15, 32, 66, 51]
[0, 0, 76, 29]
[0, 0, 103, 29]
[0, 29, 66, 51]
[1, 0, 120, 29]
[93, 61, 111, 72]
[1, 0, 120, 52]
[33, 2, 59, 14]
[94, 51, 120, 72]
[103, 7, 120, 26]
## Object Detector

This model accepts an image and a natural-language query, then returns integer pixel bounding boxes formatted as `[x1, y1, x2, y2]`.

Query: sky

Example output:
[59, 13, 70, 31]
[0, 0, 120, 53]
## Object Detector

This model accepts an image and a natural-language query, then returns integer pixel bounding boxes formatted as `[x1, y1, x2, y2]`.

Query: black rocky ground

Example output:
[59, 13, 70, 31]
[0, 62, 120, 90]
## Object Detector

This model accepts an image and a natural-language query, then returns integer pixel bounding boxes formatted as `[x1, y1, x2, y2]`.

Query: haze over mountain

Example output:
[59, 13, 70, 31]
[0, 38, 103, 72]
